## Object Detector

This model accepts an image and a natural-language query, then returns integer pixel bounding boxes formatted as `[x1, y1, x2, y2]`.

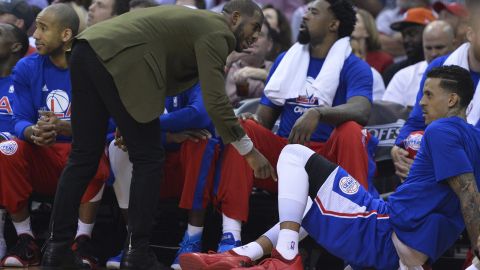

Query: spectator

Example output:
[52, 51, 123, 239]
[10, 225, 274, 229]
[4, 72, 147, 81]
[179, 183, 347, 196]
[0, 4, 109, 269]
[256, 0, 303, 21]
[433, 1, 469, 48]
[376, 0, 429, 58]
[383, 20, 455, 107]
[350, 37, 386, 101]
[382, 7, 436, 85]
[391, 0, 480, 181]
[0, 0, 35, 55]
[262, 4, 292, 60]
[86, 0, 129, 26]
[0, 23, 29, 261]
[225, 20, 274, 106]
[354, 8, 394, 74]
[52, 0, 89, 32]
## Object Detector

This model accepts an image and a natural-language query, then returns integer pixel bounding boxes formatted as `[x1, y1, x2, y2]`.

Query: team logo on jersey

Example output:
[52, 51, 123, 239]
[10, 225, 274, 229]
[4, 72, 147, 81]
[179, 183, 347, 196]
[0, 140, 18, 156]
[0, 96, 12, 115]
[8, 85, 14, 93]
[46, 90, 71, 118]
[339, 176, 360, 195]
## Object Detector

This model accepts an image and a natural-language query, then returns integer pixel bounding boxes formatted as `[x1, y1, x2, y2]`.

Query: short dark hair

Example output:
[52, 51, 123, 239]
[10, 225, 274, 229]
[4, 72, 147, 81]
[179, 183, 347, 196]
[426, 65, 474, 109]
[9, 23, 28, 56]
[113, 0, 129, 15]
[223, 0, 263, 19]
[325, 0, 356, 38]
[45, 3, 79, 36]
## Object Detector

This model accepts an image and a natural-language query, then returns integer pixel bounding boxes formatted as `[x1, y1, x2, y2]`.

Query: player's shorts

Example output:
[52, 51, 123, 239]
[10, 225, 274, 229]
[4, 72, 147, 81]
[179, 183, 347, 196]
[302, 166, 399, 270]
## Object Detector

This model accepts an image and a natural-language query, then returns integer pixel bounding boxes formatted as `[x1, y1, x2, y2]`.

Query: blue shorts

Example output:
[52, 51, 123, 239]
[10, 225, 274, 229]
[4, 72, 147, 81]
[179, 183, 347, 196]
[302, 167, 399, 270]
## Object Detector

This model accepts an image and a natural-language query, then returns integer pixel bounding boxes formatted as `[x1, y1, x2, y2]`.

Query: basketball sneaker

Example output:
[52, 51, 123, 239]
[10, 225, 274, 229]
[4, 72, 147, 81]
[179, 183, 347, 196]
[179, 250, 254, 270]
[217, 232, 242, 253]
[72, 235, 98, 269]
[106, 250, 123, 269]
[231, 249, 303, 270]
[0, 233, 40, 267]
[171, 231, 202, 270]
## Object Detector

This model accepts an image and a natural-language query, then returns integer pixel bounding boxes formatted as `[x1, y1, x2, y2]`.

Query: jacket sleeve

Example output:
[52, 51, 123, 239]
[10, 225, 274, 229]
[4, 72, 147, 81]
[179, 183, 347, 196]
[194, 32, 245, 143]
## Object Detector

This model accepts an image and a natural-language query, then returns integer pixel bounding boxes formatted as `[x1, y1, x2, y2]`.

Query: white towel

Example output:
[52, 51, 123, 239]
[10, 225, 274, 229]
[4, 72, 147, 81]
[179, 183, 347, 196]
[444, 43, 480, 125]
[264, 37, 352, 106]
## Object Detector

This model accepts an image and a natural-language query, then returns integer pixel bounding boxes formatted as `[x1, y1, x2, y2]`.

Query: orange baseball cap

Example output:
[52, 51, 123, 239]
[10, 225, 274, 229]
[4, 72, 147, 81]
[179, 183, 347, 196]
[433, 1, 468, 18]
[390, 7, 437, 31]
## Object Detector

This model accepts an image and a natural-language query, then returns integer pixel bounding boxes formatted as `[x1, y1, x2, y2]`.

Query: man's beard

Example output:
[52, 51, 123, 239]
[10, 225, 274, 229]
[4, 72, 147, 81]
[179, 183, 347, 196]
[234, 22, 245, 52]
[298, 29, 311, 44]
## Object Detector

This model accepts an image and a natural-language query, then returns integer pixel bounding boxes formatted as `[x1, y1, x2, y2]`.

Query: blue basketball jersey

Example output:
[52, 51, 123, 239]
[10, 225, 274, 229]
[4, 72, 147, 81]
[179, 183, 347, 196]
[11, 54, 71, 141]
[389, 117, 480, 261]
[396, 55, 480, 145]
[0, 75, 14, 133]
[260, 53, 373, 142]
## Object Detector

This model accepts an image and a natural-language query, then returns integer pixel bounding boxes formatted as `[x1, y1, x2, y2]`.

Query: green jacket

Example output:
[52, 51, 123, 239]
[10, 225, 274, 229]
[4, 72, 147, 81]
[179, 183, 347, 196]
[77, 5, 245, 143]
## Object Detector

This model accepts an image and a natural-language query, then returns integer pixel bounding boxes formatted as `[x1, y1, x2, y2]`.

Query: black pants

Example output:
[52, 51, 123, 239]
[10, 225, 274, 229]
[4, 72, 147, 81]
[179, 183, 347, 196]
[49, 41, 164, 248]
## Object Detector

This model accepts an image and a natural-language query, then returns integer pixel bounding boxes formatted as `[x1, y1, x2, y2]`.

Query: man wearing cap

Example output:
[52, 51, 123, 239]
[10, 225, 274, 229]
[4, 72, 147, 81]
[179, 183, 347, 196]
[383, 20, 456, 108]
[382, 7, 436, 85]
[376, 0, 429, 58]
[433, 1, 469, 48]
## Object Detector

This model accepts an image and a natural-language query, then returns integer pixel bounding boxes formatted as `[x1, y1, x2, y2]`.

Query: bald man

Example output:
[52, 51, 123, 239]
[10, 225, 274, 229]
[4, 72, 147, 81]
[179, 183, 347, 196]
[0, 4, 109, 269]
[383, 20, 455, 108]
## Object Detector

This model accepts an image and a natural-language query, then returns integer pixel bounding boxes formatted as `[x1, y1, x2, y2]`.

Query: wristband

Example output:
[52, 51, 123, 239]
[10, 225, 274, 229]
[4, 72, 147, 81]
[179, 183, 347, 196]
[231, 134, 254, 156]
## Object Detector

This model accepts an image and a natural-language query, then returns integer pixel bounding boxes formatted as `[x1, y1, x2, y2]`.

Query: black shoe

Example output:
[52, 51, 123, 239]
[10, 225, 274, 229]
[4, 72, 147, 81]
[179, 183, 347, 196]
[41, 239, 76, 267]
[0, 234, 40, 267]
[72, 235, 98, 269]
[120, 246, 161, 270]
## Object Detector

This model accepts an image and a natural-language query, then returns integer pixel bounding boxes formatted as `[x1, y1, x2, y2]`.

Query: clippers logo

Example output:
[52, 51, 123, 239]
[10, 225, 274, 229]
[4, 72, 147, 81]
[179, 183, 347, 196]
[295, 95, 317, 105]
[404, 133, 423, 152]
[45, 90, 71, 118]
[0, 140, 18, 156]
[0, 96, 12, 115]
[404, 131, 424, 159]
[339, 176, 360, 195]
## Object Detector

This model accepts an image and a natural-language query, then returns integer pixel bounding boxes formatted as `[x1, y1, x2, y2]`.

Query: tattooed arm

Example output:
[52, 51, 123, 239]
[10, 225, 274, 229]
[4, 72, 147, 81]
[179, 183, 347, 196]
[448, 173, 480, 254]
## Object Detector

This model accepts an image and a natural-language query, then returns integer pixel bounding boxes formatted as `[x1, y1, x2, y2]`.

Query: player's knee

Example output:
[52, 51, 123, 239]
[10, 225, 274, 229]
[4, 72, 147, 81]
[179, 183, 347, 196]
[278, 144, 315, 169]
[335, 121, 363, 138]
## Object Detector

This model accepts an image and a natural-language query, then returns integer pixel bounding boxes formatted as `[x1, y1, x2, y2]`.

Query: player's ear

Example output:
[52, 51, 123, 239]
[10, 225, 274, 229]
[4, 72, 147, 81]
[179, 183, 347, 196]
[448, 93, 460, 108]
[62, 28, 73, 43]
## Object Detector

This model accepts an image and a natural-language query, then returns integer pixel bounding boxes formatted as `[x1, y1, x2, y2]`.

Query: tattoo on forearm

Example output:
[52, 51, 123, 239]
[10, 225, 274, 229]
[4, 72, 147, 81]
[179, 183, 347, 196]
[448, 173, 480, 250]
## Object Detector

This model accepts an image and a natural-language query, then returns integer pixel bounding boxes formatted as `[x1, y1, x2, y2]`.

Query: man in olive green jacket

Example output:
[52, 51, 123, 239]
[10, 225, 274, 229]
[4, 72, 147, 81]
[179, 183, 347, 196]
[41, 1, 276, 269]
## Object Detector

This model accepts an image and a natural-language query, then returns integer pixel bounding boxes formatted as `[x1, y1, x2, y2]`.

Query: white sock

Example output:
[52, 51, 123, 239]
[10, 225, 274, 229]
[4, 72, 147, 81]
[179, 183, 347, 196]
[187, 224, 203, 237]
[232, 241, 264, 261]
[13, 216, 33, 238]
[263, 198, 313, 247]
[76, 219, 94, 239]
[276, 229, 299, 260]
[222, 213, 241, 241]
